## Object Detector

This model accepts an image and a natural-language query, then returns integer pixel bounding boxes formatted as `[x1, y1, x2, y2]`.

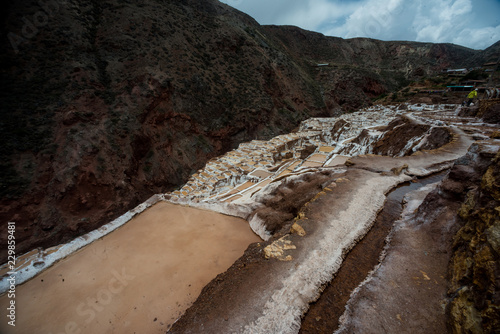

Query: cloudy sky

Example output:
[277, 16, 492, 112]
[219, 0, 500, 50]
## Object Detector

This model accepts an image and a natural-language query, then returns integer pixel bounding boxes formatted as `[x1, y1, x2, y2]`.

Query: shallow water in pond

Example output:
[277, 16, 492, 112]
[299, 171, 447, 334]
[0, 202, 261, 334]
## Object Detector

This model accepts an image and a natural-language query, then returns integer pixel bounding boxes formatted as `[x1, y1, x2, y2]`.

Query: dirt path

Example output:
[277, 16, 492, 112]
[335, 184, 459, 333]
[335, 140, 499, 334]
[0, 202, 260, 334]
[299, 172, 446, 333]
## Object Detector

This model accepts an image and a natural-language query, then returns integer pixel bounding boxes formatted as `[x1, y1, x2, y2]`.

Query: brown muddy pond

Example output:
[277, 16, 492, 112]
[0, 202, 261, 334]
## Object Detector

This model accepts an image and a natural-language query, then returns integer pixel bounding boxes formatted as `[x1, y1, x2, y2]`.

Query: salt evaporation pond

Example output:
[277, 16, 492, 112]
[0, 202, 260, 333]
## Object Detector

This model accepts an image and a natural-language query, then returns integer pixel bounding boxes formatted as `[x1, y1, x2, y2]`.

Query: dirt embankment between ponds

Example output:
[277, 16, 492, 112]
[169, 125, 481, 334]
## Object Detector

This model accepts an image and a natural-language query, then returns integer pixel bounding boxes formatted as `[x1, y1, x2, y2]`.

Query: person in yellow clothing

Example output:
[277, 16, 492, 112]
[466, 88, 478, 106]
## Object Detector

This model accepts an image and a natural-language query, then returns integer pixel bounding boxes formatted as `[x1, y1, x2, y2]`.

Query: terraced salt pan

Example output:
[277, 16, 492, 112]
[242, 172, 411, 333]
[1, 104, 463, 294]
[326, 155, 350, 166]
[0, 202, 260, 334]
[1, 103, 484, 334]
[1, 103, 466, 315]
[166, 105, 406, 206]
[0, 195, 160, 293]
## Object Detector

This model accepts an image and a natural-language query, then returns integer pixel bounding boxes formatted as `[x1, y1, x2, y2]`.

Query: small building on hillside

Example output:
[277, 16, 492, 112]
[462, 79, 487, 87]
[447, 85, 474, 92]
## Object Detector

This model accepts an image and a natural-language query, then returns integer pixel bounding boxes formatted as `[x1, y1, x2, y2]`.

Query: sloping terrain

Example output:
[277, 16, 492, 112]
[335, 140, 499, 334]
[263, 25, 479, 111]
[167, 103, 497, 334]
[0, 102, 499, 333]
[1, 0, 500, 331]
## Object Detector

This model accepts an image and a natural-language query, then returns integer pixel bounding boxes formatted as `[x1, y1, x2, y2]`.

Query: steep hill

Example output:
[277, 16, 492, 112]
[0, 0, 496, 259]
[264, 25, 477, 72]
[263, 25, 479, 110]
[470, 39, 500, 65]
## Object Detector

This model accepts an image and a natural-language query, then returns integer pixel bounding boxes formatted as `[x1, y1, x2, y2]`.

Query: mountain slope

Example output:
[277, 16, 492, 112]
[263, 25, 480, 110]
[470, 40, 500, 65]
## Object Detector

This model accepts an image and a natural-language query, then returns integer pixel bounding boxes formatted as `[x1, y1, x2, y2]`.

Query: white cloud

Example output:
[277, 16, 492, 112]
[221, 0, 358, 32]
[451, 25, 500, 49]
[413, 0, 471, 39]
[441, 0, 472, 20]
[279, 0, 358, 32]
[336, 0, 404, 38]
[325, 0, 499, 49]
[219, 0, 500, 49]
[410, 0, 498, 49]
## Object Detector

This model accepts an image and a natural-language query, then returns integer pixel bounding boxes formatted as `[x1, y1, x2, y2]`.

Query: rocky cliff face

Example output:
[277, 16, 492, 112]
[0, 0, 496, 259]
[447, 147, 500, 333]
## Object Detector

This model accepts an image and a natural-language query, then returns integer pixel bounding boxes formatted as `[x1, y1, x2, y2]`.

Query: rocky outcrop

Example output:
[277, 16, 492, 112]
[337, 115, 453, 157]
[480, 102, 500, 124]
[468, 40, 500, 67]
[263, 25, 478, 78]
[447, 147, 500, 333]
[248, 169, 339, 236]
[458, 101, 500, 125]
